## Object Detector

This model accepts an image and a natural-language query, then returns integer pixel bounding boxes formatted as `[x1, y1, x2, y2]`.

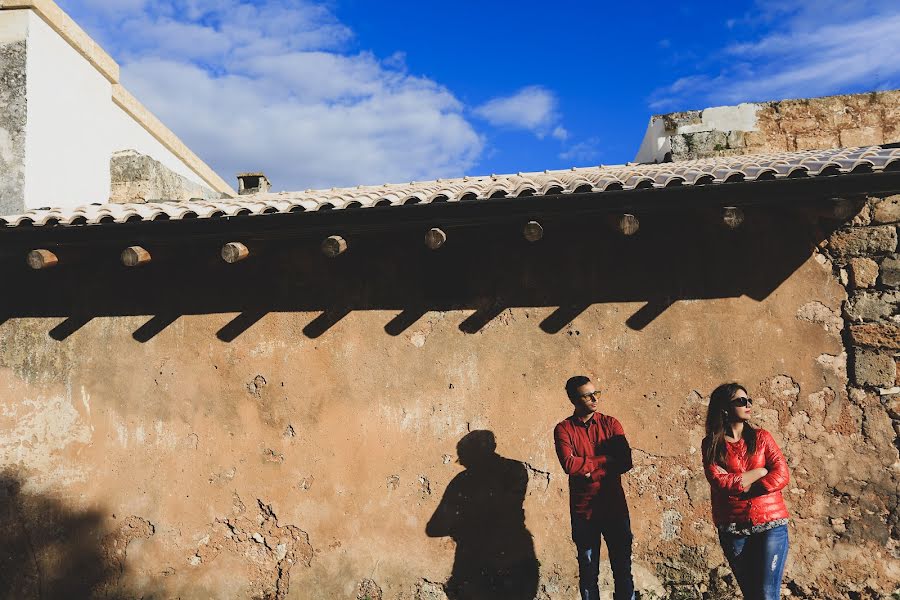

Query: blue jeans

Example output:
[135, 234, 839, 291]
[571, 515, 635, 600]
[718, 524, 789, 600]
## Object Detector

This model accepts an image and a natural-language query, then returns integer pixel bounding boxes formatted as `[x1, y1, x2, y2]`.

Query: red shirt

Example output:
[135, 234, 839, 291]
[553, 412, 633, 520]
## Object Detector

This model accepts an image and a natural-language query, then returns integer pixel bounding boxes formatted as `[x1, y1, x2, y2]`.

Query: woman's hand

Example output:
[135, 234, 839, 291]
[740, 467, 768, 491]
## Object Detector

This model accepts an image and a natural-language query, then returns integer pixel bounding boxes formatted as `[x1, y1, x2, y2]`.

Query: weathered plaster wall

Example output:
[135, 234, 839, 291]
[0, 11, 27, 215]
[0, 204, 897, 599]
[637, 90, 900, 163]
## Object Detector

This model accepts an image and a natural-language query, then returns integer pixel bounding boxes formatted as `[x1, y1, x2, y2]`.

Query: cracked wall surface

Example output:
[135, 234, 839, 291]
[0, 201, 898, 599]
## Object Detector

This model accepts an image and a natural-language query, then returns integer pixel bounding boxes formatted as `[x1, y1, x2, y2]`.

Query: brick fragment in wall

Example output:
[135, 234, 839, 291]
[852, 351, 898, 388]
[872, 195, 900, 225]
[881, 254, 900, 287]
[849, 323, 900, 350]
[848, 257, 879, 289]
[844, 291, 900, 322]
[827, 226, 897, 262]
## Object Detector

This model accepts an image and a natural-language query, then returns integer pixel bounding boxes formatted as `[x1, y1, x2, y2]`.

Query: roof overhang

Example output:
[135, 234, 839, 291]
[2, 169, 898, 248]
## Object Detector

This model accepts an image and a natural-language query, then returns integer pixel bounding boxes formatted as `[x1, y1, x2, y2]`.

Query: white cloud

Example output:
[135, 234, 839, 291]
[474, 86, 566, 139]
[57, 0, 483, 190]
[559, 138, 601, 165]
[649, 1, 900, 111]
[551, 126, 569, 141]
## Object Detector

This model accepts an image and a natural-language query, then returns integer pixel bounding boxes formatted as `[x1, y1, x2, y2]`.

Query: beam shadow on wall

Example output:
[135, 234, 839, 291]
[0, 209, 835, 342]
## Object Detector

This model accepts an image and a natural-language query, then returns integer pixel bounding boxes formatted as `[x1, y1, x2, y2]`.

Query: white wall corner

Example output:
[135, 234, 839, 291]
[634, 117, 670, 164]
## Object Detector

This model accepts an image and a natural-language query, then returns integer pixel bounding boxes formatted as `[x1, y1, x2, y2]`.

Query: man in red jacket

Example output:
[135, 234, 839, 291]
[554, 375, 635, 600]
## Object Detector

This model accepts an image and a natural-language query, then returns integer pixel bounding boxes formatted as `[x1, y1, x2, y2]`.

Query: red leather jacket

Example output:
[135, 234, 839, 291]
[702, 428, 790, 527]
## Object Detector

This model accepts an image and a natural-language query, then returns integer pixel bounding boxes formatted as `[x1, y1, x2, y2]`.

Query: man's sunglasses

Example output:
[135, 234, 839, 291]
[731, 396, 753, 407]
[580, 390, 601, 400]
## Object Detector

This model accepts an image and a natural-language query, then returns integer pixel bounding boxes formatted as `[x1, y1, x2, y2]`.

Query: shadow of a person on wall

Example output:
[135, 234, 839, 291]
[426, 430, 539, 600]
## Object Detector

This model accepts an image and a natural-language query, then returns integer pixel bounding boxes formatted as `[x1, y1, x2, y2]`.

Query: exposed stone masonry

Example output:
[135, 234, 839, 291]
[659, 90, 900, 162]
[826, 195, 900, 395]
[815, 193, 900, 598]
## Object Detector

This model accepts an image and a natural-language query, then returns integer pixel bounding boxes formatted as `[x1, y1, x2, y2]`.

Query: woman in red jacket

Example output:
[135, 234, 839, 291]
[702, 383, 790, 600]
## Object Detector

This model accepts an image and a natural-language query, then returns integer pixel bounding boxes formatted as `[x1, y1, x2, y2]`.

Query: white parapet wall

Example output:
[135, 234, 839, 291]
[0, 1, 235, 212]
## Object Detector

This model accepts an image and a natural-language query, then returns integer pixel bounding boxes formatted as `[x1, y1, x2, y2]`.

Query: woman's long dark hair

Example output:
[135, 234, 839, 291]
[703, 382, 757, 467]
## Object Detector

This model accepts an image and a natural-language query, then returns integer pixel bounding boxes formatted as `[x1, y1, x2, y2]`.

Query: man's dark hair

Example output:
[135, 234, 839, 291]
[565, 375, 591, 401]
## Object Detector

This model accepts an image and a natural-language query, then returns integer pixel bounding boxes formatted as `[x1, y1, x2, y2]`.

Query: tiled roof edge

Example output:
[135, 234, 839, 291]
[2, 145, 898, 228]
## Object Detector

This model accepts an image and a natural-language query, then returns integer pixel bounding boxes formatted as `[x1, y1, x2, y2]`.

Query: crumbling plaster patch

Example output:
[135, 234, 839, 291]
[0, 368, 92, 492]
[191, 498, 312, 600]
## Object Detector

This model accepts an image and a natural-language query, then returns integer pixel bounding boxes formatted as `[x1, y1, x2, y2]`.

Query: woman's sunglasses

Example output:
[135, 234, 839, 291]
[731, 396, 753, 407]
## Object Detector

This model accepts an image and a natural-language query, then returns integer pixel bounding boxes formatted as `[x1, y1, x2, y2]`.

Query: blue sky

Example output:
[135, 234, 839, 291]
[58, 0, 900, 191]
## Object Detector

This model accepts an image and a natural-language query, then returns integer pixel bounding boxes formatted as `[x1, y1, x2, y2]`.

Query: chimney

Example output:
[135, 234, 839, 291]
[237, 172, 271, 195]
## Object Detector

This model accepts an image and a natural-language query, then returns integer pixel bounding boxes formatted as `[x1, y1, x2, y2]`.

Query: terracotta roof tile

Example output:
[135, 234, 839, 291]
[2, 145, 899, 228]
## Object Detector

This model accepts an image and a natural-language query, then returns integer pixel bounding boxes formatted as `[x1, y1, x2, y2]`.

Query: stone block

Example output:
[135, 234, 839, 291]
[845, 291, 900, 322]
[852, 351, 897, 388]
[786, 117, 820, 133]
[848, 257, 878, 288]
[851, 203, 872, 227]
[794, 132, 839, 150]
[726, 130, 746, 149]
[839, 126, 884, 148]
[881, 254, 900, 287]
[884, 122, 900, 145]
[871, 195, 900, 224]
[744, 130, 790, 153]
[849, 323, 900, 350]
[827, 226, 897, 261]
[888, 395, 900, 419]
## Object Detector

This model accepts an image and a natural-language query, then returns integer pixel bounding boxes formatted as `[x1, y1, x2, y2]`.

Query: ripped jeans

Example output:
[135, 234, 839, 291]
[718, 523, 789, 600]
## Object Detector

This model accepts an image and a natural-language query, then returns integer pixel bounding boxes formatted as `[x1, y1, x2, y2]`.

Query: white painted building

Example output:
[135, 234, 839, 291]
[0, 0, 234, 214]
